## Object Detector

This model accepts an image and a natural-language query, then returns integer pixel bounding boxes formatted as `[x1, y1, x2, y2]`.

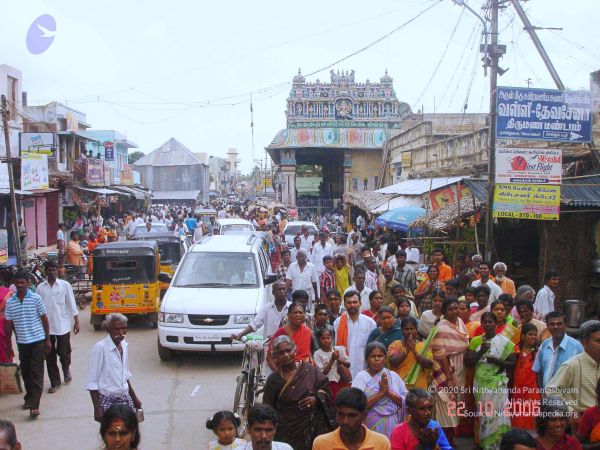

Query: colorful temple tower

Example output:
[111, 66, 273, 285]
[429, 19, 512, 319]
[266, 69, 414, 208]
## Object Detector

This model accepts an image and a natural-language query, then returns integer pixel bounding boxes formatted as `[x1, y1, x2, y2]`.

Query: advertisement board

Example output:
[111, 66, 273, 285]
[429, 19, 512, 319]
[103, 141, 114, 161]
[496, 87, 592, 143]
[0, 229, 7, 264]
[495, 147, 562, 184]
[120, 170, 134, 186]
[19, 132, 55, 155]
[492, 184, 560, 220]
[428, 184, 472, 211]
[21, 152, 49, 190]
[86, 160, 104, 186]
[104, 163, 112, 187]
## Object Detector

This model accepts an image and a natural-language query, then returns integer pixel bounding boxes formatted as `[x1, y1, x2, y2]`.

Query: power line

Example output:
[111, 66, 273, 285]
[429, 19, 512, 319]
[36, 0, 439, 106]
[411, 5, 465, 110]
[59, 0, 441, 118]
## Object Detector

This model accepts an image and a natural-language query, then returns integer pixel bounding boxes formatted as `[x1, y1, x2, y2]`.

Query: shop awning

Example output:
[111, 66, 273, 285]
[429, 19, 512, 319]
[0, 189, 35, 196]
[464, 176, 600, 208]
[561, 175, 600, 207]
[111, 186, 147, 200]
[377, 177, 466, 195]
[77, 187, 130, 196]
[371, 195, 424, 213]
[152, 190, 201, 201]
[57, 131, 101, 142]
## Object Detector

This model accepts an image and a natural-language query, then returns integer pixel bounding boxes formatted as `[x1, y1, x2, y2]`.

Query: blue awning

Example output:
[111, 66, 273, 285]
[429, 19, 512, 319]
[374, 206, 426, 232]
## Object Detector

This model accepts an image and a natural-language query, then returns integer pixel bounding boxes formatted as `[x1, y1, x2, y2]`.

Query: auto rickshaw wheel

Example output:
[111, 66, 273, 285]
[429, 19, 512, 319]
[157, 338, 175, 361]
[90, 314, 104, 331]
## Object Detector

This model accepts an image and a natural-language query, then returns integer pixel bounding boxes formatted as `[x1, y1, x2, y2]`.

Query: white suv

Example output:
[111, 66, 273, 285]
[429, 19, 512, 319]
[157, 233, 275, 360]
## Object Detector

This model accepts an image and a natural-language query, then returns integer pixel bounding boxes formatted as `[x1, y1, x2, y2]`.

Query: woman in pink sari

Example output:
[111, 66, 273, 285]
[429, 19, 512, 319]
[0, 285, 14, 363]
[430, 298, 470, 445]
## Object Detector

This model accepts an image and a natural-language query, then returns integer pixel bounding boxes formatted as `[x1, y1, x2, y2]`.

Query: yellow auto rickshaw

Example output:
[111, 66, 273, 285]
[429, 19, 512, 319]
[135, 232, 189, 297]
[90, 241, 161, 330]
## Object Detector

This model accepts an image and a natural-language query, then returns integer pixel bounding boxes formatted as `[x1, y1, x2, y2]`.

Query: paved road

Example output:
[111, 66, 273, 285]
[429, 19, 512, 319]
[2, 309, 242, 450]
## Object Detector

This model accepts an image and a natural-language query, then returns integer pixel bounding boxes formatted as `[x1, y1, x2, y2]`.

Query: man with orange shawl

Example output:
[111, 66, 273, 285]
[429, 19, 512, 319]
[333, 291, 376, 379]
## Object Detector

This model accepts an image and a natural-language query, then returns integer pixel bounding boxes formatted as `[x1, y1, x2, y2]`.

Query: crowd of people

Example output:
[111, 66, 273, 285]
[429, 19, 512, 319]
[4, 204, 600, 450]
[230, 210, 600, 450]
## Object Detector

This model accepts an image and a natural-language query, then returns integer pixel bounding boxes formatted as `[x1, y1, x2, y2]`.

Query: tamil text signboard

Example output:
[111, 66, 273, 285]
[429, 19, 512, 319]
[21, 152, 49, 190]
[495, 147, 562, 185]
[492, 184, 560, 220]
[496, 87, 592, 143]
[86, 160, 104, 186]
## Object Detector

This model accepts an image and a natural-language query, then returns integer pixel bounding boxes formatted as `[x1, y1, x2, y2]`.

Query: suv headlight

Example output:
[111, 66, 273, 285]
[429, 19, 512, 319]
[160, 312, 184, 323]
[233, 314, 255, 324]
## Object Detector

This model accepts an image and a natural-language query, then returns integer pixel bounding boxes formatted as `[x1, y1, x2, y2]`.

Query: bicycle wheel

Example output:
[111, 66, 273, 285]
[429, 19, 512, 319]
[246, 368, 256, 409]
[233, 374, 249, 436]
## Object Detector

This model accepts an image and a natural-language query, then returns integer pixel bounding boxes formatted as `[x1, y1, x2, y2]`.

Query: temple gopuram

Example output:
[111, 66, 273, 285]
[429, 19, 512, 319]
[267, 69, 415, 208]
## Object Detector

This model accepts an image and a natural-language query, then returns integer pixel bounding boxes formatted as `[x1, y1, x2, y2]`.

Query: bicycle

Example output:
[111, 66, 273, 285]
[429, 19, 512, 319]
[232, 335, 269, 436]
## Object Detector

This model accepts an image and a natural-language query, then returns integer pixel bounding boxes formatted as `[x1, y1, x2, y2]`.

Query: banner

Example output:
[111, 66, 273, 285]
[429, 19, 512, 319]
[428, 184, 472, 211]
[103, 141, 114, 161]
[495, 147, 562, 184]
[104, 163, 112, 187]
[0, 229, 7, 264]
[21, 152, 49, 190]
[86, 160, 104, 186]
[496, 87, 592, 143]
[493, 184, 560, 220]
[121, 170, 134, 186]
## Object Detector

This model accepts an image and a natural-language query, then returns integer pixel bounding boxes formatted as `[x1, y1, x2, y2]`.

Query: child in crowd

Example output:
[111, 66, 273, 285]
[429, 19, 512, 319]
[206, 410, 245, 450]
[313, 328, 351, 402]
[312, 303, 335, 352]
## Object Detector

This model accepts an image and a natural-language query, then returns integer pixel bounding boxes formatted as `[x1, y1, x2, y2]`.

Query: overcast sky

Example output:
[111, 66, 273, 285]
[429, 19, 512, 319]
[2, 0, 598, 172]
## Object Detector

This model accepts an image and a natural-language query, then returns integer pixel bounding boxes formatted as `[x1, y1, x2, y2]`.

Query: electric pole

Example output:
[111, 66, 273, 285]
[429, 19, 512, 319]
[1, 95, 23, 267]
[510, 0, 565, 90]
[484, 0, 502, 262]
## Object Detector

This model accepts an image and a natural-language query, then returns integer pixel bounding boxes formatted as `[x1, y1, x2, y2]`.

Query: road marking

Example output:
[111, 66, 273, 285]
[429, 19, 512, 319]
[191, 384, 202, 397]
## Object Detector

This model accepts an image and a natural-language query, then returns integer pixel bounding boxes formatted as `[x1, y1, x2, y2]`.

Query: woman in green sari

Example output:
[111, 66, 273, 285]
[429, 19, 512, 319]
[466, 312, 516, 450]
[367, 306, 403, 349]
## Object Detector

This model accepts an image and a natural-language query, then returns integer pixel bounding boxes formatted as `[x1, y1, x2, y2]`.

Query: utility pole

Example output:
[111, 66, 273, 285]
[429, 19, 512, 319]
[510, 0, 565, 90]
[484, 0, 501, 262]
[1, 95, 23, 268]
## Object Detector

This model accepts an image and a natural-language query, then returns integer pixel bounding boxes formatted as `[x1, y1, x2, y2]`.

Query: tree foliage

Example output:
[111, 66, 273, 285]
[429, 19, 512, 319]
[128, 151, 145, 164]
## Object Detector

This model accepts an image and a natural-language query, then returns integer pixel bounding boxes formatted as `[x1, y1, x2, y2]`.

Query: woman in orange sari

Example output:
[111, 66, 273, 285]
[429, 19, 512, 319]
[268, 301, 313, 367]
[0, 285, 14, 363]
[511, 322, 539, 431]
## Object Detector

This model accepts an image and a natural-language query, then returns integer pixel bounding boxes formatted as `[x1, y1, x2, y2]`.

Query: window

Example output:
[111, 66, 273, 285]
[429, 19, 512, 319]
[173, 252, 258, 288]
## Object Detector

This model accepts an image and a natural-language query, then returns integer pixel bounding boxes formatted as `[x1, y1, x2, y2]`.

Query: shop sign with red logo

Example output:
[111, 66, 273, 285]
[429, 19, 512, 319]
[495, 147, 562, 185]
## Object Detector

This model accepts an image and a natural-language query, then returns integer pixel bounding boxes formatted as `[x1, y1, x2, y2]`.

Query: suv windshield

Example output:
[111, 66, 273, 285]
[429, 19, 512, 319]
[173, 252, 258, 288]
[221, 224, 254, 234]
[285, 224, 316, 236]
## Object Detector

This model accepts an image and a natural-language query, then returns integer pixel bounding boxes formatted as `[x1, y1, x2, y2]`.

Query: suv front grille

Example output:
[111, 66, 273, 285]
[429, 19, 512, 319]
[188, 314, 230, 326]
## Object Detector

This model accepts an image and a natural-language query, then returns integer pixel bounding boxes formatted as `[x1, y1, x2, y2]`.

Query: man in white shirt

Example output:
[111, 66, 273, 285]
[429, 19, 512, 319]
[56, 223, 66, 264]
[471, 261, 503, 304]
[344, 271, 373, 312]
[289, 235, 302, 265]
[37, 261, 79, 392]
[534, 270, 560, 320]
[232, 281, 290, 342]
[311, 232, 333, 274]
[285, 250, 319, 307]
[334, 291, 377, 378]
[86, 313, 142, 422]
[346, 224, 359, 247]
[299, 225, 314, 250]
[404, 238, 420, 270]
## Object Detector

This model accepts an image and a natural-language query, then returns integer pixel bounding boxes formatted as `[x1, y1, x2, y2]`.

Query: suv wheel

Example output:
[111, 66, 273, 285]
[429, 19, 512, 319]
[157, 338, 175, 361]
